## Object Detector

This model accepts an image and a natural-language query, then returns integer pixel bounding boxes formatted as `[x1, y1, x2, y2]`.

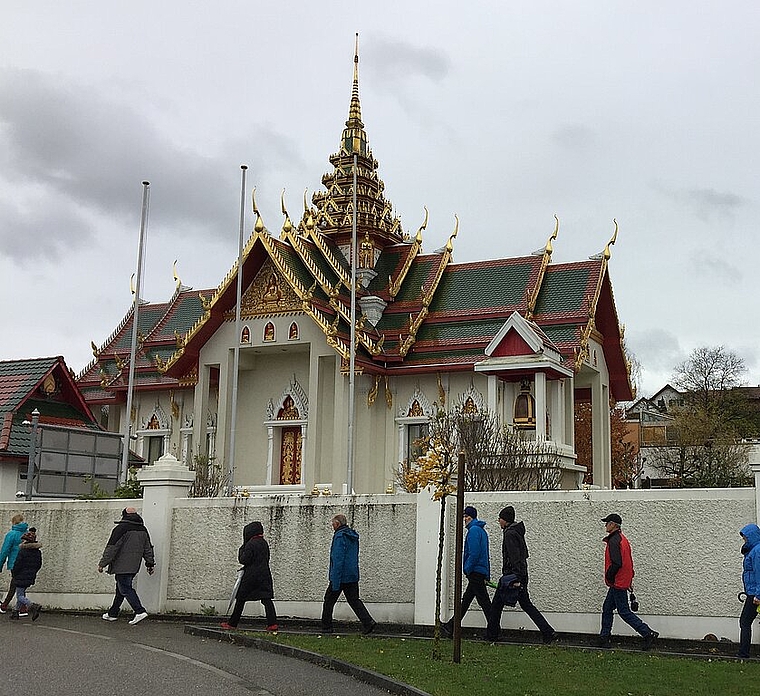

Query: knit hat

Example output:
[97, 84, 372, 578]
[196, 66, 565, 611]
[21, 527, 37, 542]
[499, 506, 515, 523]
[463, 506, 478, 518]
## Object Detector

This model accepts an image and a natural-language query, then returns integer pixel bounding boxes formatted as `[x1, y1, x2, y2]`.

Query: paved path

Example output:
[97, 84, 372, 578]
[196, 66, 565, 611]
[0, 613, 394, 696]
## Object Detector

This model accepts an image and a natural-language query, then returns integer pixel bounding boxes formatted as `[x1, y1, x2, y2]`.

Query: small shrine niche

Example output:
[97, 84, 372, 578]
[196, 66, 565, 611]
[241, 326, 251, 344]
[263, 322, 276, 342]
[288, 322, 299, 341]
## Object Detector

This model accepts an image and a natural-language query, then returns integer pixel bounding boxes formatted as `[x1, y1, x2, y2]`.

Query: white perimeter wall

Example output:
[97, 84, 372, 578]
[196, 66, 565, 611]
[2, 483, 758, 644]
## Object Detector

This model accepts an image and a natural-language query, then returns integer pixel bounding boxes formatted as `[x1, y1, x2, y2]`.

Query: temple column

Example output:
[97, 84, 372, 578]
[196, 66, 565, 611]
[534, 372, 547, 440]
[591, 377, 612, 488]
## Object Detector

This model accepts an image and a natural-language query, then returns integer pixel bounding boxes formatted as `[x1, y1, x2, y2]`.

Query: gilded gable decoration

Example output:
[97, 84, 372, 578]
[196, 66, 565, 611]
[267, 376, 309, 421]
[140, 402, 170, 432]
[237, 261, 302, 319]
[399, 387, 434, 419]
[457, 382, 485, 414]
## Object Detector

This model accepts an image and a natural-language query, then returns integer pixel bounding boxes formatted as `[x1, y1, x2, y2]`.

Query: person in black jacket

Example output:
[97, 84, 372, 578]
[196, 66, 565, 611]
[98, 507, 155, 625]
[11, 527, 42, 621]
[220, 521, 278, 631]
[485, 506, 556, 643]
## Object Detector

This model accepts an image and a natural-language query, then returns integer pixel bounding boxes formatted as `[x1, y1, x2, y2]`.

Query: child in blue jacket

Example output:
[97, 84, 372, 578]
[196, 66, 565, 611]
[0, 514, 28, 613]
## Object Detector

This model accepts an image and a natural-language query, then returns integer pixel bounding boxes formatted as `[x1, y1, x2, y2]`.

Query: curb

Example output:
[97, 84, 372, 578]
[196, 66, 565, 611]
[185, 625, 432, 696]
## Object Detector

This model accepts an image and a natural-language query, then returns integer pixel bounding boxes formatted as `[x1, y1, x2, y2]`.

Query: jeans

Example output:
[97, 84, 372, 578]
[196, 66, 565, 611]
[321, 582, 374, 630]
[738, 594, 757, 657]
[600, 587, 651, 637]
[229, 597, 277, 628]
[487, 584, 554, 640]
[14, 585, 30, 611]
[106, 573, 146, 617]
[445, 572, 491, 628]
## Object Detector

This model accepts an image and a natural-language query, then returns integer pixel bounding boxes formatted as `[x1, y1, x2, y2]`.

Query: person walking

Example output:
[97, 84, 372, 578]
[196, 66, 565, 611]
[598, 513, 658, 650]
[220, 521, 278, 632]
[737, 523, 760, 658]
[441, 505, 491, 637]
[321, 513, 377, 634]
[10, 527, 42, 621]
[98, 507, 155, 625]
[0, 514, 28, 613]
[486, 505, 556, 643]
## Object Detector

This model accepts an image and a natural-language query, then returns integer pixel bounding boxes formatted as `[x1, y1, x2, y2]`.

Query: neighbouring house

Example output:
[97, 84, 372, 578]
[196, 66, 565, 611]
[0, 357, 109, 499]
[76, 48, 634, 495]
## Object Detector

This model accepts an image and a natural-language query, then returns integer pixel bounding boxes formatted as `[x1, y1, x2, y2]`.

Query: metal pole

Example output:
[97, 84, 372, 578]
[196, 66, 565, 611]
[453, 450, 466, 663]
[24, 409, 40, 499]
[121, 181, 150, 479]
[347, 153, 358, 494]
[227, 164, 247, 495]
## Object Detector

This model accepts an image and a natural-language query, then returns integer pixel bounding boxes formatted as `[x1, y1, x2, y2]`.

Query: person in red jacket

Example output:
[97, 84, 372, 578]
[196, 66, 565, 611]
[599, 513, 658, 650]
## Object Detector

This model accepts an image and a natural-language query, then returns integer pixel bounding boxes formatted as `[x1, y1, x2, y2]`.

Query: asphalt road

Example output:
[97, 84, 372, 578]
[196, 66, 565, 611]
[0, 613, 393, 696]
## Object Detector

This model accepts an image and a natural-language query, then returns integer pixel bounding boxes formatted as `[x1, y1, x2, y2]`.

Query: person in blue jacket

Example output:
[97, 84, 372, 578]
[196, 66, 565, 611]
[320, 513, 377, 634]
[0, 514, 28, 613]
[441, 505, 491, 637]
[737, 523, 760, 658]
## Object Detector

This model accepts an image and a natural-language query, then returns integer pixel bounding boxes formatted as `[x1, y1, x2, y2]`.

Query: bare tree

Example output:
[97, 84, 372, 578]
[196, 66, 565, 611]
[188, 451, 230, 498]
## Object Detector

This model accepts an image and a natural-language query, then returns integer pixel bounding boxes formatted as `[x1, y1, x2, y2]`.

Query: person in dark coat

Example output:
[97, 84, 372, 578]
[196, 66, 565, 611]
[320, 513, 377, 634]
[486, 505, 555, 643]
[10, 527, 42, 621]
[98, 507, 155, 625]
[220, 521, 278, 631]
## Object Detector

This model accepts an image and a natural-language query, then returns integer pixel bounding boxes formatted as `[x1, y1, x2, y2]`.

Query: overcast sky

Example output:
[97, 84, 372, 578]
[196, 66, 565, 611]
[2, 1, 758, 399]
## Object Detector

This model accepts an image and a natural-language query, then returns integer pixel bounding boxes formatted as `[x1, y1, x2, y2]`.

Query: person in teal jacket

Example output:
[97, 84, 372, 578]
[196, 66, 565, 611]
[737, 523, 760, 658]
[320, 513, 376, 634]
[441, 505, 491, 637]
[0, 514, 28, 613]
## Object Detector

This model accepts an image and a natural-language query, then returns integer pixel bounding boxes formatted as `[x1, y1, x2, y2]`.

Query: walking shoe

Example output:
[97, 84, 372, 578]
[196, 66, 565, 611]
[219, 622, 236, 630]
[18, 611, 28, 618]
[101, 613, 118, 622]
[542, 631, 558, 645]
[642, 630, 659, 651]
[362, 621, 377, 635]
[30, 604, 41, 622]
[128, 612, 148, 625]
[0, 602, 7, 614]
[266, 624, 279, 632]
[596, 635, 611, 648]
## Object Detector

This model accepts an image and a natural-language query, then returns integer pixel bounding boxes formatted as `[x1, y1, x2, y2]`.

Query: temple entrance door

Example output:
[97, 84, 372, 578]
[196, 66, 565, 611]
[279, 427, 302, 485]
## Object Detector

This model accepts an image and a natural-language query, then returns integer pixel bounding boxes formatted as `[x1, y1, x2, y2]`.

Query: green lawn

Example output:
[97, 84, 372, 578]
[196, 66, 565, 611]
[259, 633, 760, 696]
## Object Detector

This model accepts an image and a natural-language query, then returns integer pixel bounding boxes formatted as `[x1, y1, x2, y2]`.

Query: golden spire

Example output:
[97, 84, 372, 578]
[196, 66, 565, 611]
[342, 32, 367, 157]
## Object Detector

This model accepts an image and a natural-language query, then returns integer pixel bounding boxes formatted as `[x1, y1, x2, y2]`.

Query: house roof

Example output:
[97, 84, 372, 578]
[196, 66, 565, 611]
[0, 357, 101, 460]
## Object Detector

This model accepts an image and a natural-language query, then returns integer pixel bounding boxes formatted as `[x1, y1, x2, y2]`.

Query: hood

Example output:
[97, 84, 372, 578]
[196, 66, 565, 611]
[467, 519, 487, 531]
[244, 521, 264, 542]
[115, 512, 144, 525]
[335, 525, 359, 542]
[505, 521, 526, 538]
[19, 541, 41, 550]
[11, 522, 28, 533]
[740, 524, 760, 550]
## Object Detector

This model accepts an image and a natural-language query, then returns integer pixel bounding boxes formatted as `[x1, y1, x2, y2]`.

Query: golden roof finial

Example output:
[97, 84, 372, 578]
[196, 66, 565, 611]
[252, 187, 264, 233]
[173, 259, 181, 289]
[415, 206, 428, 244]
[130, 273, 135, 296]
[349, 32, 362, 126]
[281, 189, 293, 235]
[303, 189, 315, 232]
[546, 214, 559, 256]
[603, 218, 618, 261]
[445, 214, 459, 252]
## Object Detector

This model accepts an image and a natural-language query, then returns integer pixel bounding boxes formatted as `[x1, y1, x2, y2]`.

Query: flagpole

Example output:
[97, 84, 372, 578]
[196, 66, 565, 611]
[347, 153, 358, 494]
[227, 164, 247, 495]
[121, 181, 150, 480]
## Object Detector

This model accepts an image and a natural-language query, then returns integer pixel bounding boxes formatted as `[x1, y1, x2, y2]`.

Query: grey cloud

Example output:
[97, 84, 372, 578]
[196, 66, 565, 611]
[0, 68, 304, 256]
[551, 124, 597, 152]
[626, 327, 684, 392]
[654, 181, 747, 221]
[689, 251, 742, 286]
[363, 37, 451, 85]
